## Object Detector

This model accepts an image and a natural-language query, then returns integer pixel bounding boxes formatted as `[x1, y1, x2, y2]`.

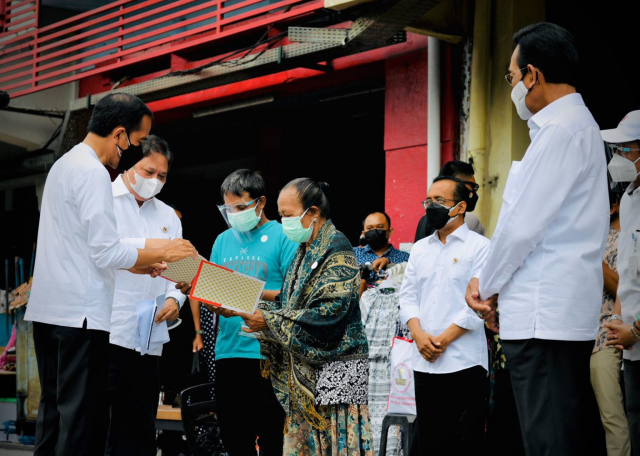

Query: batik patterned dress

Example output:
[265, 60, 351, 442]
[258, 220, 374, 456]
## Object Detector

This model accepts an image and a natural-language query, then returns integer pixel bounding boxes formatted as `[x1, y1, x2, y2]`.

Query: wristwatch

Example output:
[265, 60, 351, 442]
[167, 296, 180, 308]
[609, 314, 623, 322]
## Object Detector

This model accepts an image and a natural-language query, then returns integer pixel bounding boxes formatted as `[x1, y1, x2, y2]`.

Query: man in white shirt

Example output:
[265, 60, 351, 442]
[400, 176, 489, 455]
[106, 135, 186, 456]
[466, 23, 609, 455]
[25, 94, 197, 456]
[414, 160, 485, 242]
[602, 110, 640, 454]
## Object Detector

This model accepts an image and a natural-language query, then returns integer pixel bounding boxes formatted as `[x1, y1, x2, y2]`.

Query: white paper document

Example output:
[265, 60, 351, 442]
[134, 294, 170, 355]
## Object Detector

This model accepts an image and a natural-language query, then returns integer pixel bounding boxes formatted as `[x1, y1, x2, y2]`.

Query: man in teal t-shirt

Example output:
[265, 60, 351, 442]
[209, 169, 297, 456]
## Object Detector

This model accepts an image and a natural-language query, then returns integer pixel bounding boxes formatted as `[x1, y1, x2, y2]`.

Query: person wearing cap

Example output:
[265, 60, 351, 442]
[603, 110, 640, 454]
[465, 23, 609, 455]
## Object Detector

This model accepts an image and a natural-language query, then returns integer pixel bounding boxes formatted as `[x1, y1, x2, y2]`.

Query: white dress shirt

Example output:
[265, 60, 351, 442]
[110, 176, 186, 356]
[399, 223, 490, 374]
[615, 184, 640, 361]
[26, 143, 139, 331]
[478, 93, 609, 341]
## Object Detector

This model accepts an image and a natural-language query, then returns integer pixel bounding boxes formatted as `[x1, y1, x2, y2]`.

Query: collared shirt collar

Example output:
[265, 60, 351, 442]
[528, 93, 584, 131]
[112, 174, 129, 197]
[427, 222, 470, 244]
[112, 174, 156, 207]
[626, 182, 640, 196]
[362, 244, 391, 256]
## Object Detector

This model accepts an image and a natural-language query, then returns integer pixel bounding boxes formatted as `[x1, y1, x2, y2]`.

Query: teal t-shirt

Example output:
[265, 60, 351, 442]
[210, 220, 298, 360]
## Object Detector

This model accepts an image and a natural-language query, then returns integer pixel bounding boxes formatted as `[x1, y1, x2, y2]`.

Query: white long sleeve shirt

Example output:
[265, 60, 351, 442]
[478, 93, 609, 341]
[110, 176, 186, 355]
[399, 223, 490, 374]
[614, 184, 640, 361]
[26, 143, 139, 331]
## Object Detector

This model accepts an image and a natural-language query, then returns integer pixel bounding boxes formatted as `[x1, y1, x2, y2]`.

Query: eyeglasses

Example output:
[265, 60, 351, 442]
[505, 67, 528, 86]
[217, 197, 260, 213]
[422, 198, 459, 210]
[609, 144, 640, 156]
[463, 180, 480, 192]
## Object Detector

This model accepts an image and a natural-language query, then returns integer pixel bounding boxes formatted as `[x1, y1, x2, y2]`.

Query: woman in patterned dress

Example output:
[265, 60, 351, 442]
[235, 178, 374, 456]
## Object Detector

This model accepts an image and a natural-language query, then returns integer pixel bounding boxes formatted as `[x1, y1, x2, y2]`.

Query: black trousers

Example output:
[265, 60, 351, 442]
[484, 368, 525, 455]
[105, 343, 160, 456]
[623, 359, 640, 454]
[414, 365, 487, 456]
[216, 358, 285, 456]
[502, 339, 605, 456]
[32, 321, 110, 456]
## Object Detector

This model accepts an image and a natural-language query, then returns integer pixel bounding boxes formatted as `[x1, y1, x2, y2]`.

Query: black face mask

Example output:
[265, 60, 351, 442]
[466, 191, 478, 212]
[364, 229, 389, 250]
[426, 203, 458, 230]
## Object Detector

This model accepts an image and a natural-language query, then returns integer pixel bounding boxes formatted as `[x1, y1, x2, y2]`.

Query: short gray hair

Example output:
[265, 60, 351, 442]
[142, 135, 173, 168]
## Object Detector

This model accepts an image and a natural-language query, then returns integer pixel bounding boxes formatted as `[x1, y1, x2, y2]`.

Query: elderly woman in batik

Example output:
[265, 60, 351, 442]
[235, 177, 374, 456]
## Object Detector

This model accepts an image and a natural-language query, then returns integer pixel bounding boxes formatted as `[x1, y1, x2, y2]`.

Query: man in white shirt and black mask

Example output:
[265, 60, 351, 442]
[400, 176, 489, 455]
[25, 94, 197, 456]
[466, 23, 609, 456]
[107, 135, 187, 456]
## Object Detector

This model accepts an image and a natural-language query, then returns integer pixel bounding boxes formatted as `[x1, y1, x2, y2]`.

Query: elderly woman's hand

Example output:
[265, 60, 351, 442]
[203, 304, 234, 319]
[235, 310, 268, 333]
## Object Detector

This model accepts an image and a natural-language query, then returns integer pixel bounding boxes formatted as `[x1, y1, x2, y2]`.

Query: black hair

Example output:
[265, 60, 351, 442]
[142, 135, 173, 168]
[513, 22, 579, 87]
[87, 93, 153, 137]
[438, 160, 475, 179]
[433, 176, 470, 207]
[282, 178, 331, 218]
[220, 169, 266, 200]
[362, 212, 392, 228]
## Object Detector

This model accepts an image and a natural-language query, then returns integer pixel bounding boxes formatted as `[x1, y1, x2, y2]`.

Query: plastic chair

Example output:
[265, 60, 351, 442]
[378, 413, 416, 456]
[179, 383, 224, 456]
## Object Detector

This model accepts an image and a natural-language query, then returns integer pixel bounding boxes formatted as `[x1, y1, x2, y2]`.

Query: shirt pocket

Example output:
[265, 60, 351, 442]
[447, 257, 472, 281]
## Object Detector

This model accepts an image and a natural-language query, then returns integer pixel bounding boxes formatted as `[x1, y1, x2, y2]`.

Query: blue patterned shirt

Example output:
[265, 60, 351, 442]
[353, 244, 410, 265]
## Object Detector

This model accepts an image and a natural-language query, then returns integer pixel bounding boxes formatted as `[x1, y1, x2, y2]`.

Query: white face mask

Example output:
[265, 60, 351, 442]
[608, 153, 640, 183]
[511, 80, 534, 121]
[127, 170, 164, 199]
[446, 202, 461, 226]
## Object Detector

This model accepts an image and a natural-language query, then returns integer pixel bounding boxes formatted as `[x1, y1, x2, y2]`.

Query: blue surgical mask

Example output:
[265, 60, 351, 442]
[282, 208, 316, 243]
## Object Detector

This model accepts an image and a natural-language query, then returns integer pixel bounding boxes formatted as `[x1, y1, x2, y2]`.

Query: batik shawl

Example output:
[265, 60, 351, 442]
[258, 220, 369, 430]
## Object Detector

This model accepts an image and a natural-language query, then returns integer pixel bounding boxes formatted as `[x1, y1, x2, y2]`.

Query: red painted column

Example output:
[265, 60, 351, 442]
[384, 42, 456, 245]
[384, 49, 429, 245]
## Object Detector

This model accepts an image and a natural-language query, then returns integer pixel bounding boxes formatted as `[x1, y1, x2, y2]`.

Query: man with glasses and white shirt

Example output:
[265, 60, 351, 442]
[466, 22, 609, 456]
[106, 135, 187, 456]
[400, 176, 489, 456]
[603, 110, 640, 454]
